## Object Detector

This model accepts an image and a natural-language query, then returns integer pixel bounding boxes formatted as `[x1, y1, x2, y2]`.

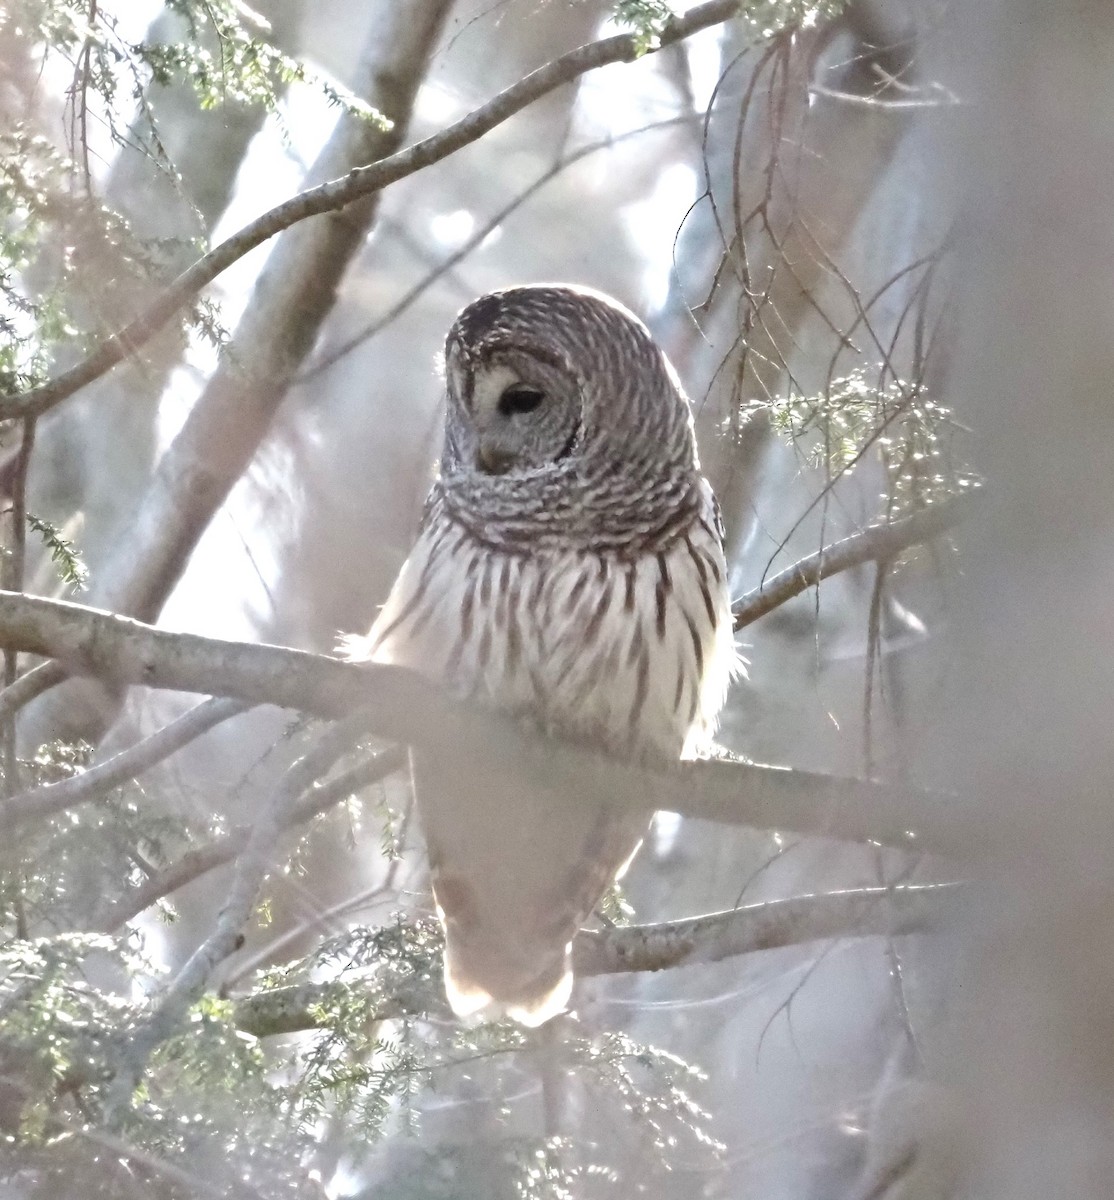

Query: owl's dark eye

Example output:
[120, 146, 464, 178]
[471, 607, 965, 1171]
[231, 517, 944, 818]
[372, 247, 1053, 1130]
[497, 384, 545, 417]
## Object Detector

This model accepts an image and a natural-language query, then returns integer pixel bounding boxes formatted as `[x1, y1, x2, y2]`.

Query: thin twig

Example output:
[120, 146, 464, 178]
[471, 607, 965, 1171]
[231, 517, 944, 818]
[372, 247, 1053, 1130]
[299, 115, 697, 382]
[808, 82, 961, 109]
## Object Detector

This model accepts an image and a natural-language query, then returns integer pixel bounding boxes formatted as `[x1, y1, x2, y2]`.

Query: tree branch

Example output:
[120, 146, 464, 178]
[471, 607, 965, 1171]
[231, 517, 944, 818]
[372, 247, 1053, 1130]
[1, 0, 743, 421]
[0, 660, 67, 722]
[733, 490, 981, 630]
[573, 881, 962, 975]
[0, 589, 440, 747]
[299, 114, 698, 382]
[233, 881, 965, 1036]
[0, 589, 971, 857]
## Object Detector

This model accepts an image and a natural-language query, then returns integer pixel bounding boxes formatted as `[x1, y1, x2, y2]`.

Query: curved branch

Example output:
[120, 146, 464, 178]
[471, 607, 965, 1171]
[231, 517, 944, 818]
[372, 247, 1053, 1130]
[3, 697, 249, 828]
[299, 114, 697, 381]
[1, 0, 742, 421]
[732, 490, 981, 630]
[233, 881, 965, 1036]
[0, 660, 67, 722]
[0, 590, 443, 756]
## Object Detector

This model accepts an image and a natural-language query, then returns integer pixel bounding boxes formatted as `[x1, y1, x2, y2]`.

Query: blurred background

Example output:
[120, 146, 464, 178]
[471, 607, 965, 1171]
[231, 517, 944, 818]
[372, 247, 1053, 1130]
[3, 0, 1112, 1196]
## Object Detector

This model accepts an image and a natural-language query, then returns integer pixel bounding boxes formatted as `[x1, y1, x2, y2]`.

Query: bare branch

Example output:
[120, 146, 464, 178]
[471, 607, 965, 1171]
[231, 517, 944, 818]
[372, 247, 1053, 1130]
[0, 0, 742, 421]
[0, 588, 441, 738]
[573, 881, 962, 975]
[300, 115, 698, 381]
[0, 697, 249, 831]
[733, 491, 981, 630]
[0, 589, 971, 856]
[233, 882, 966, 1036]
[0, 660, 67, 722]
[95, 746, 408, 932]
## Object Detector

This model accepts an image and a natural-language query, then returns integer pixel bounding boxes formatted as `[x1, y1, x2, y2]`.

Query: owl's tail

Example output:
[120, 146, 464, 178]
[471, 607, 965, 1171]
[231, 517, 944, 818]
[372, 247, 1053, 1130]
[427, 801, 648, 1027]
[440, 927, 574, 1027]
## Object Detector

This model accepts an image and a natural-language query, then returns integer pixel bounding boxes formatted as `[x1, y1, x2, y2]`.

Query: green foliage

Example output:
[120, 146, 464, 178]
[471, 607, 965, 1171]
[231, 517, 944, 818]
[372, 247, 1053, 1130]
[0, 712, 723, 1199]
[0, 123, 196, 396]
[6, 742, 200, 931]
[234, 920, 722, 1196]
[26, 514, 88, 589]
[148, 0, 390, 126]
[0, 130, 84, 394]
[739, 0, 848, 38]
[614, 0, 677, 55]
[749, 367, 978, 518]
[0, 932, 148, 1136]
[597, 878, 635, 926]
[0, 0, 386, 402]
[613, 0, 849, 55]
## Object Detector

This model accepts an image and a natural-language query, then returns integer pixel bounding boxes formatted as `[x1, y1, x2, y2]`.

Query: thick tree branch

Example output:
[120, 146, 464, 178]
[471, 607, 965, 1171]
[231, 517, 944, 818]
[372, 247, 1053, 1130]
[233, 882, 965, 1036]
[0, 0, 743, 421]
[573, 881, 961, 975]
[733, 490, 980, 630]
[0, 589, 970, 856]
[0, 590, 440, 747]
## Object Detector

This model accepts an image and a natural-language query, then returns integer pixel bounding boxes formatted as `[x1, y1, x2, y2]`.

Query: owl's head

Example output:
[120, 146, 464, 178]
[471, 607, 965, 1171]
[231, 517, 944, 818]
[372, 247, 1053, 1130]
[440, 284, 693, 481]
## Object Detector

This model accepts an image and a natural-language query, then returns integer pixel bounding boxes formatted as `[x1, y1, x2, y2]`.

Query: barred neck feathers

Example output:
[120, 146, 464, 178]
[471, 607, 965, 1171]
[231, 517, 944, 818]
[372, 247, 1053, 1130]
[437, 457, 703, 556]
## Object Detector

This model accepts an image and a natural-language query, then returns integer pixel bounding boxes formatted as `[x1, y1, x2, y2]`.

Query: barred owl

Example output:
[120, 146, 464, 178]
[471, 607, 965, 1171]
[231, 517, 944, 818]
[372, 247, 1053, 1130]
[346, 284, 737, 1025]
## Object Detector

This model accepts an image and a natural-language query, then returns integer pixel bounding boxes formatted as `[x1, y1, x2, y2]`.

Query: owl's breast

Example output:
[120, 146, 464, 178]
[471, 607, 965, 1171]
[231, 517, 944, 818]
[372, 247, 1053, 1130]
[352, 485, 737, 761]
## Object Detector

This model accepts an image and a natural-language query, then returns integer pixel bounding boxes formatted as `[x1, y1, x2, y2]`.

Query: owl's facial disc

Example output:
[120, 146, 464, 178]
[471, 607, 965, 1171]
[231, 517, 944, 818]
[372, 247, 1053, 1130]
[453, 356, 581, 477]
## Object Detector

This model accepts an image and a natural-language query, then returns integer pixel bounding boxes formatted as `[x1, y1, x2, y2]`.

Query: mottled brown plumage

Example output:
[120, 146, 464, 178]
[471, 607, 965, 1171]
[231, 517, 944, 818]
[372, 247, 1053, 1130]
[345, 284, 737, 1024]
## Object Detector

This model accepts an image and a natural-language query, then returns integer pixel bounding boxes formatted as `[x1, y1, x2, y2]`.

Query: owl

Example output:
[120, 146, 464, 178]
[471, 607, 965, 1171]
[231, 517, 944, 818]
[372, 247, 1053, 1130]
[346, 284, 737, 1025]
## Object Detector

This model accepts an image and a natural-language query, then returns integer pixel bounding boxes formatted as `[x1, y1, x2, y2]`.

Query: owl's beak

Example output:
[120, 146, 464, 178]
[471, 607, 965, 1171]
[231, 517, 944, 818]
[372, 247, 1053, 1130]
[476, 440, 515, 475]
